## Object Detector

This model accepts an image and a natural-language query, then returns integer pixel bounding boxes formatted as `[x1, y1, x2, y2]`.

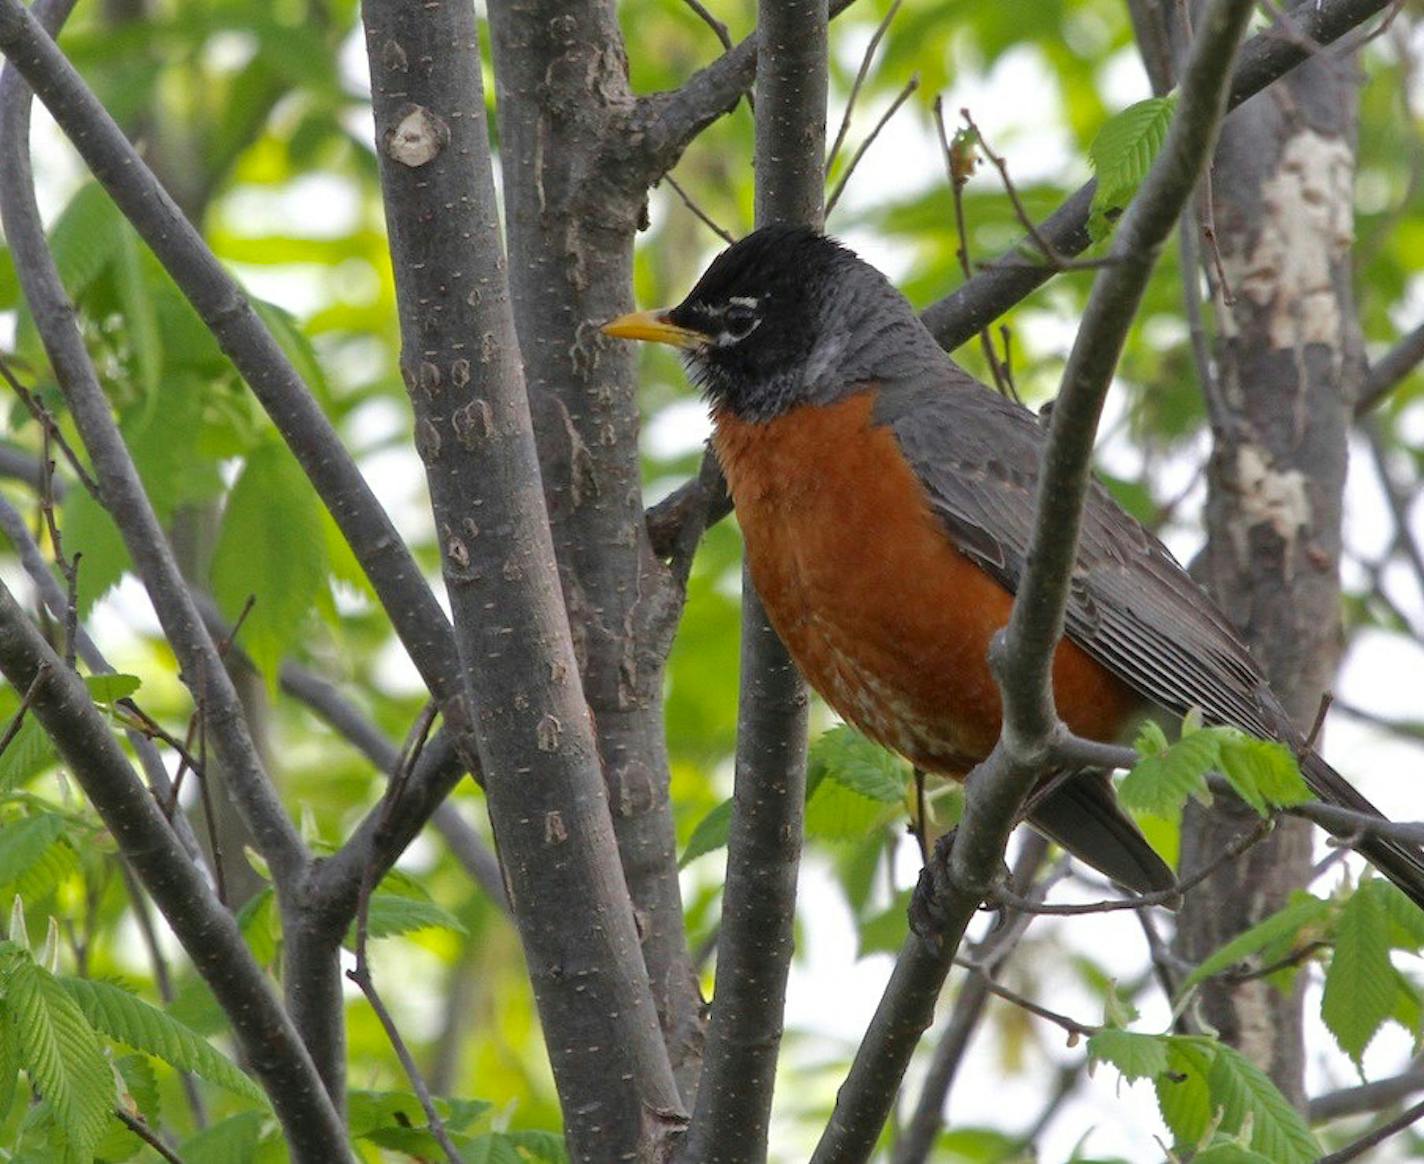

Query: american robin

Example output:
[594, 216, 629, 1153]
[604, 224, 1424, 908]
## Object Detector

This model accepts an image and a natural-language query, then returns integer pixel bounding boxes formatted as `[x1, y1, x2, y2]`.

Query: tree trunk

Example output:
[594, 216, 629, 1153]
[1176, 38, 1364, 1105]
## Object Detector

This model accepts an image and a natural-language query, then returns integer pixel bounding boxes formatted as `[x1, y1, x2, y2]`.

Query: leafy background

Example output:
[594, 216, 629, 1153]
[0, 0, 1422, 1159]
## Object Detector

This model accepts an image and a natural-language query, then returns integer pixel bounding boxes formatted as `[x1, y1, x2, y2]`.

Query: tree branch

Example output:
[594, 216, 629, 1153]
[0, 580, 349, 1159]
[0, 0, 469, 725]
[362, 0, 683, 1155]
[892, 836, 1051, 1164]
[677, 3, 827, 1159]
[1356, 319, 1424, 414]
[0, 0, 306, 883]
[810, 2, 1256, 1157]
[917, 0, 1393, 352]
[1311, 1064, 1424, 1122]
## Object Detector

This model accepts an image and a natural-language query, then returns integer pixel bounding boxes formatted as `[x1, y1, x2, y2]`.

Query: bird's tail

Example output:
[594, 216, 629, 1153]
[1302, 749, 1424, 912]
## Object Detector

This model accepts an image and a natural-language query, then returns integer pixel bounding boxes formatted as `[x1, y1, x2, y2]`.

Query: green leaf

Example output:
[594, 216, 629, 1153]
[83, 673, 141, 704]
[210, 442, 328, 684]
[505, 1128, 569, 1162]
[0, 1003, 19, 1127]
[1216, 731, 1312, 815]
[1088, 96, 1176, 241]
[804, 771, 901, 842]
[58, 486, 130, 617]
[463, 1132, 526, 1164]
[112, 226, 163, 403]
[1118, 727, 1217, 821]
[0, 814, 64, 891]
[349, 894, 467, 944]
[1321, 881, 1395, 1067]
[1155, 1037, 1215, 1149]
[0, 712, 58, 793]
[180, 1111, 267, 1164]
[1178, 893, 1330, 994]
[808, 727, 909, 804]
[236, 887, 279, 968]
[1086, 1028, 1169, 1082]
[1380, 879, 1424, 951]
[1202, 1040, 1321, 1162]
[4, 954, 112, 1159]
[251, 298, 332, 407]
[679, 799, 732, 867]
[45, 181, 127, 301]
[1191, 1141, 1277, 1164]
[60, 977, 267, 1104]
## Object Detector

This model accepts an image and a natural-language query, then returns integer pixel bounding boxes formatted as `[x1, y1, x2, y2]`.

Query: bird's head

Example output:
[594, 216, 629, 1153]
[603, 225, 944, 422]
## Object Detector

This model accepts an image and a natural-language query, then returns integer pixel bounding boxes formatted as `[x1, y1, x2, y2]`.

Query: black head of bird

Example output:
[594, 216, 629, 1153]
[602, 224, 949, 423]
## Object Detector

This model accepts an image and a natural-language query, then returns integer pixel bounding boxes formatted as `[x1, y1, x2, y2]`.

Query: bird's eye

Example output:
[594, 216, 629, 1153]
[722, 303, 758, 338]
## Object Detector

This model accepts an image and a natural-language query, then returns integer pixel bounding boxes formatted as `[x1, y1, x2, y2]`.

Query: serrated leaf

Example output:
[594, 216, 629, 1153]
[59, 486, 130, 617]
[1191, 1142, 1277, 1164]
[1088, 96, 1176, 242]
[0, 815, 64, 889]
[808, 727, 909, 803]
[804, 771, 900, 841]
[0, 712, 58, 793]
[0, 1004, 18, 1127]
[1202, 1040, 1320, 1162]
[112, 226, 162, 402]
[5, 955, 112, 1159]
[1322, 882, 1394, 1067]
[1179, 893, 1330, 994]
[348, 894, 467, 944]
[46, 182, 127, 302]
[1087, 1028, 1169, 1082]
[83, 673, 141, 704]
[60, 977, 266, 1104]
[680, 799, 732, 867]
[1217, 732, 1312, 814]
[1375, 879, 1424, 951]
[1156, 1037, 1215, 1148]
[236, 887, 279, 968]
[210, 442, 328, 685]
[181, 1110, 267, 1164]
[1119, 728, 1217, 821]
[463, 1132, 526, 1164]
[505, 1128, 569, 1162]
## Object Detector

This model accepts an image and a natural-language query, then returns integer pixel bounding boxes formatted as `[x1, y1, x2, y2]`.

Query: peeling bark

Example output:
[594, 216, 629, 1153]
[1176, 36, 1364, 1105]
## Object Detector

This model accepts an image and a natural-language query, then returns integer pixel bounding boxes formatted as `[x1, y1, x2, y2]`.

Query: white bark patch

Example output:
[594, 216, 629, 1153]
[1232, 444, 1312, 573]
[386, 106, 449, 168]
[1224, 130, 1353, 350]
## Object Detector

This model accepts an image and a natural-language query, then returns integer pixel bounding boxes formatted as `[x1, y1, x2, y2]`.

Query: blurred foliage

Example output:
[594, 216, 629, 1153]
[0, 0, 1420, 1160]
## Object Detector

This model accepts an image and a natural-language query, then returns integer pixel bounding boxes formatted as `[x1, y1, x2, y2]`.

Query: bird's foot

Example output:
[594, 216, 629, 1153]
[909, 828, 1011, 956]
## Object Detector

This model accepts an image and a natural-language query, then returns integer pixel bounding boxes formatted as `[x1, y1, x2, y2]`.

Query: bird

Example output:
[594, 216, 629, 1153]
[603, 224, 1424, 910]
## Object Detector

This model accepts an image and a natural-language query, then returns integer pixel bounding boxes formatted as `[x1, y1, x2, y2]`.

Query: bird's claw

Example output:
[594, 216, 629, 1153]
[909, 828, 1013, 955]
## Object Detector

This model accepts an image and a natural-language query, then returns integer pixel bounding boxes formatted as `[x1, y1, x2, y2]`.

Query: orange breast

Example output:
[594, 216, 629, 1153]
[713, 389, 1139, 776]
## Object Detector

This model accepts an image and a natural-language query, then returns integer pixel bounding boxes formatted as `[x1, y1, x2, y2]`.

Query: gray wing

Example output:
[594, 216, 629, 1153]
[874, 374, 1286, 743]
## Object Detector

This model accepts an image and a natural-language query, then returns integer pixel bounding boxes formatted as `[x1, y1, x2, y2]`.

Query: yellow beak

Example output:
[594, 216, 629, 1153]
[601, 309, 707, 350]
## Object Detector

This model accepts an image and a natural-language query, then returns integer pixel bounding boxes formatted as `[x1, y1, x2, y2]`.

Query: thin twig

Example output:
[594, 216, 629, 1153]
[0, 351, 100, 499]
[989, 819, 1273, 916]
[1317, 1095, 1424, 1164]
[347, 713, 460, 1164]
[678, 0, 732, 52]
[37, 426, 79, 668]
[825, 0, 902, 174]
[951, 955, 1095, 1039]
[0, 668, 45, 758]
[112, 1108, 186, 1164]
[825, 73, 919, 214]
[932, 96, 1015, 400]
[663, 173, 737, 244]
[960, 108, 1072, 270]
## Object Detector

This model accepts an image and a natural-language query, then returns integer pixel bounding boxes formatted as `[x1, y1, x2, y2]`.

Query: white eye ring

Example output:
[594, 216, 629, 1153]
[721, 303, 758, 339]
